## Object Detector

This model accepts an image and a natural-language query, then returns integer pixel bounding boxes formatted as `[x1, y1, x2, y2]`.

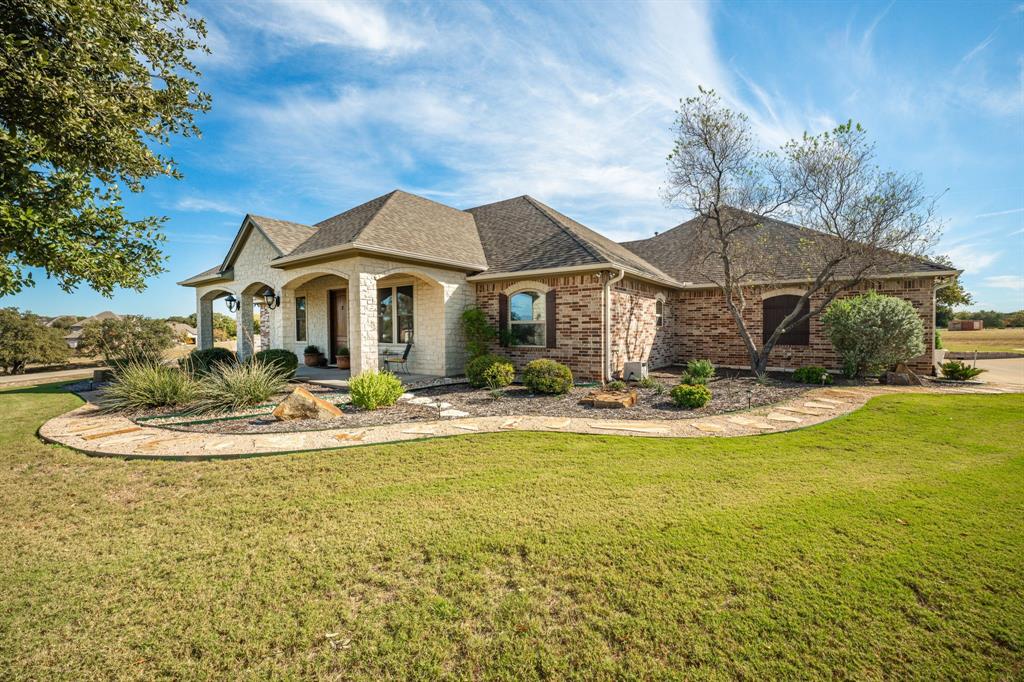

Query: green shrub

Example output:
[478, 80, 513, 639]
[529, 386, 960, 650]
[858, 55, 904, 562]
[821, 292, 925, 378]
[102, 359, 196, 411]
[180, 347, 236, 376]
[670, 383, 712, 409]
[680, 359, 715, 385]
[934, 330, 943, 350]
[253, 348, 298, 379]
[637, 375, 664, 393]
[303, 345, 321, 355]
[461, 306, 498, 359]
[481, 360, 515, 389]
[466, 353, 512, 388]
[939, 360, 986, 381]
[792, 366, 832, 385]
[522, 359, 573, 395]
[349, 370, 405, 410]
[605, 380, 628, 391]
[189, 358, 289, 413]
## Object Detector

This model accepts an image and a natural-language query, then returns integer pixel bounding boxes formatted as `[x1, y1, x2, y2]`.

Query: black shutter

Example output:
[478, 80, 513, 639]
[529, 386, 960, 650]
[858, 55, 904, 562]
[498, 293, 508, 347]
[545, 289, 557, 348]
[763, 295, 809, 346]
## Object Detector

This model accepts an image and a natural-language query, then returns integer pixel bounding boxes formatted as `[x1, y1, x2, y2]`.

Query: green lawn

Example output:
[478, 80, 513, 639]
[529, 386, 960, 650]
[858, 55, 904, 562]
[1, 384, 1022, 680]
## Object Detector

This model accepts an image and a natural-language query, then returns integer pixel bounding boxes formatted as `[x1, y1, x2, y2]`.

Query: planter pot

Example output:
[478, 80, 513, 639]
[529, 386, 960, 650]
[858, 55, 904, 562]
[336, 355, 351, 370]
[303, 353, 322, 367]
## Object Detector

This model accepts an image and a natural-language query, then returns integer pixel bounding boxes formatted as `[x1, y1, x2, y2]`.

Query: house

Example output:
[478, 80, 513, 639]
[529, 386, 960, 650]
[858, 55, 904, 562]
[167, 321, 198, 344]
[178, 190, 957, 380]
[62, 311, 121, 349]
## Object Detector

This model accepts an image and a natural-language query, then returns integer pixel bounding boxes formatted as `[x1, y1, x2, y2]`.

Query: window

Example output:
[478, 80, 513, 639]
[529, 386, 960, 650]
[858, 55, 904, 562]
[762, 294, 809, 346]
[655, 299, 664, 327]
[378, 285, 414, 343]
[295, 296, 307, 342]
[509, 291, 545, 346]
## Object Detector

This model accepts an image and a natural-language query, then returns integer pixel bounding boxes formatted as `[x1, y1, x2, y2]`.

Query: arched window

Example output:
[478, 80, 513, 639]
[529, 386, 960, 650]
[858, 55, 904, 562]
[762, 294, 809, 346]
[509, 291, 546, 346]
[655, 299, 664, 327]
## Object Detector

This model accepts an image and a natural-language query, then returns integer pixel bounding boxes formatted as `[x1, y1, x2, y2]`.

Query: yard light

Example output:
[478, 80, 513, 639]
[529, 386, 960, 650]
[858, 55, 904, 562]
[224, 294, 240, 313]
[261, 287, 280, 310]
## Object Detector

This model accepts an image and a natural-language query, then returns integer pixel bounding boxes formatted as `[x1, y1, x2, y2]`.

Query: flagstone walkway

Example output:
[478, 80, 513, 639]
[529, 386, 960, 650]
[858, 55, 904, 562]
[37, 383, 1021, 460]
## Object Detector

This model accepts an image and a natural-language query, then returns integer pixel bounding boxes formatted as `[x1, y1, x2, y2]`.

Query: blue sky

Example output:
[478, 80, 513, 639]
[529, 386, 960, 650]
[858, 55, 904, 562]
[5, 0, 1023, 318]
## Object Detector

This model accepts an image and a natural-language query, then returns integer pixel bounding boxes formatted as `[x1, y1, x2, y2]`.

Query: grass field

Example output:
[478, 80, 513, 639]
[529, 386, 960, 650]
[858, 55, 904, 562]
[943, 327, 1024, 353]
[1, 384, 1022, 679]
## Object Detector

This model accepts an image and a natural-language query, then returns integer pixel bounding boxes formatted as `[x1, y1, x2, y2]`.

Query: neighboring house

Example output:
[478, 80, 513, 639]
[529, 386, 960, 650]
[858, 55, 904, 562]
[178, 190, 958, 380]
[167, 322, 198, 344]
[63, 311, 121, 349]
[948, 319, 983, 331]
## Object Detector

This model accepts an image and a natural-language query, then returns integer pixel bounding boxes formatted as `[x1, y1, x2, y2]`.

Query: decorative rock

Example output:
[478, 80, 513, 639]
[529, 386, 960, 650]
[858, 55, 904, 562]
[272, 387, 343, 421]
[580, 389, 638, 408]
[882, 364, 925, 386]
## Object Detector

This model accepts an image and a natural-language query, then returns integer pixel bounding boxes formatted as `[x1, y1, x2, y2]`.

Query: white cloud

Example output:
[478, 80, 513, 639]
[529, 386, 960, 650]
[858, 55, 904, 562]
[983, 275, 1024, 291]
[942, 243, 1000, 274]
[175, 197, 240, 214]
[975, 207, 1024, 219]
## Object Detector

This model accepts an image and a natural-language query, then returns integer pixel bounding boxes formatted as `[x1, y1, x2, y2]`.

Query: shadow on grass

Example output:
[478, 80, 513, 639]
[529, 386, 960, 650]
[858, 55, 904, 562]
[0, 380, 83, 396]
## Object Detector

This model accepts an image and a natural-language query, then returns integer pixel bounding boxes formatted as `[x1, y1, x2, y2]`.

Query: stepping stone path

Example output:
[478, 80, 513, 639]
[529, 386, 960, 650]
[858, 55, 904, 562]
[451, 423, 480, 431]
[766, 412, 802, 423]
[804, 402, 838, 410]
[727, 416, 774, 429]
[589, 422, 669, 434]
[543, 419, 572, 430]
[692, 421, 725, 433]
[777, 406, 825, 416]
[440, 409, 470, 418]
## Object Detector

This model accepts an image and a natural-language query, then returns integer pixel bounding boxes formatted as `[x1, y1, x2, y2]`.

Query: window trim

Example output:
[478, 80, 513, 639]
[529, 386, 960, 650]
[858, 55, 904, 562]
[508, 290, 546, 347]
[295, 296, 307, 342]
[377, 284, 414, 344]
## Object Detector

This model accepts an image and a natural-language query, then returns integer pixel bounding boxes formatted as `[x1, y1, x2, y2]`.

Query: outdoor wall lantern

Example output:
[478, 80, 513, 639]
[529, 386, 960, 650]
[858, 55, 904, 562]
[224, 294, 240, 313]
[261, 287, 280, 310]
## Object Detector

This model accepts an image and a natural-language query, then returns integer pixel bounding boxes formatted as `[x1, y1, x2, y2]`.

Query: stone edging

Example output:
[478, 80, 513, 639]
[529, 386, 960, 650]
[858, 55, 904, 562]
[37, 384, 1020, 461]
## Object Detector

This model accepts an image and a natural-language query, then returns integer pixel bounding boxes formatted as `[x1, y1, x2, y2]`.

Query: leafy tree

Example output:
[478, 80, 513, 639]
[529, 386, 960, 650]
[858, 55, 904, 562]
[821, 292, 925, 378]
[932, 255, 973, 327]
[45, 315, 81, 330]
[1004, 311, 1024, 328]
[953, 309, 1007, 329]
[0, 307, 69, 374]
[663, 88, 939, 376]
[168, 312, 235, 338]
[77, 315, 174, 364]
[0, 0, 210, 296]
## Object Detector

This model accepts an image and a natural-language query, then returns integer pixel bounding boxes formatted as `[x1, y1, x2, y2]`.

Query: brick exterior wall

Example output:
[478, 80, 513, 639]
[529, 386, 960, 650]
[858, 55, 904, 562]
[610, 277, 674, 375]
[475, 273, 607, 381]
[673, 277, 938, 375]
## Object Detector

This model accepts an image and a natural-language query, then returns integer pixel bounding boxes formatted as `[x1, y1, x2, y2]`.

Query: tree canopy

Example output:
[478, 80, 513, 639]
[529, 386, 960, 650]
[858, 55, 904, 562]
[0, 0, 210, 296]
[77, 315, 174, 364]
[0, 307, 69, 374]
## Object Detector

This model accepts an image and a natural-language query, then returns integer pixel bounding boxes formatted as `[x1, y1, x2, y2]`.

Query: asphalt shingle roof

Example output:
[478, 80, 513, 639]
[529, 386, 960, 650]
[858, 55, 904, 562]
[247, 215, 318, 254]
[622, 208, 954, 286]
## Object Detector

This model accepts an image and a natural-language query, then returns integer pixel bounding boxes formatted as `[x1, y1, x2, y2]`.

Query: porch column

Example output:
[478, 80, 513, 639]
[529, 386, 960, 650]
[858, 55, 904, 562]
[272, 288, 294, 351]
[236, 293, 255, 361]
[257, 303, 270, 351]
[348, 269, 378, 375]
[197, 296, 214, 350]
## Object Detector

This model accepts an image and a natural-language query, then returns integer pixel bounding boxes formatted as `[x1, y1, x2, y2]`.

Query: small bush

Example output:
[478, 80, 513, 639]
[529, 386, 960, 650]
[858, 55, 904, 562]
[670, 383, 712, 409]
[934, 330, 942, 350]
[522, 359, 573, 395]
[822, 292, 925, 378]
[349, 370, 405, 410]
[940, 360, 986, 381]
[637, 375, 664, 393]
[466, 353, 512, 388]
[190, 358, 289, 413]
[102, 359, 196, 411]
[605, 380, 628, 391]
[792, 366, 833, 385]
[303, 345, 321, 355]
[481, 361, 515, 390]
[680, 359, 715, 385]
[180, 347, 236, 376]
[253, 348, 298, 379]
[461, 306, 497, 359]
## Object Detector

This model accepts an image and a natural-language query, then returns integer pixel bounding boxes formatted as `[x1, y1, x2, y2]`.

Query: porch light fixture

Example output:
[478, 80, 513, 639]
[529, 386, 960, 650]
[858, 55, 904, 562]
[261, 287, 280, 310]
[224, 294, 240, 313]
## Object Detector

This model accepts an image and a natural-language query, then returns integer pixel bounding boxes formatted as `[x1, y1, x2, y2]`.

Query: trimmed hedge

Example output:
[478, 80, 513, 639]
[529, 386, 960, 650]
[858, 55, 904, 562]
[253, 348, 298, 379]
[670, 383, 712, 409]
[466, 354, 512, 388]
[522, 359, 573, 395]
[349, 370, 405, 410]
[180, 347, 236, 376]
[792, 366, 832, 385]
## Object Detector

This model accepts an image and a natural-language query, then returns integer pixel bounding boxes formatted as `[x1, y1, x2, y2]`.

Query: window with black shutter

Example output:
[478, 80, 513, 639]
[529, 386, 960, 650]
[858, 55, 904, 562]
[762, 295, 809, 346]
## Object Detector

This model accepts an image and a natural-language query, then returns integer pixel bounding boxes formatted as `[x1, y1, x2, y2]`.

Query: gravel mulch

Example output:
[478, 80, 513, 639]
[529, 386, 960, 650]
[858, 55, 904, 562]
[163, 400, 442, 434]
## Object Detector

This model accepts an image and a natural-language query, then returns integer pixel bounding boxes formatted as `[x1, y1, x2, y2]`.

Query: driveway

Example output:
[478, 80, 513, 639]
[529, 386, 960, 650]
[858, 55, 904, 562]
[0, 368, 95, 388]
[975, 358, 1024, 387]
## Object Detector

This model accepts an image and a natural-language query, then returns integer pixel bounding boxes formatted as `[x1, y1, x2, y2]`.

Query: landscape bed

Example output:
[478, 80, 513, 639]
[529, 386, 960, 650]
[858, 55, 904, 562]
[2, 383, 1022, 679]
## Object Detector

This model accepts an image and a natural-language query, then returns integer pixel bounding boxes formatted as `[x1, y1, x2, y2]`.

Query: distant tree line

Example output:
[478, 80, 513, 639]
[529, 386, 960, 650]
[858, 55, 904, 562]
[950, 310, 1024, 329]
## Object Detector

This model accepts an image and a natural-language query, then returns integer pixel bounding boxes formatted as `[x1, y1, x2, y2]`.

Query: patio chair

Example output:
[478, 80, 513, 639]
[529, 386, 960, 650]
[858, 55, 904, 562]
[384, 342, 412, 374]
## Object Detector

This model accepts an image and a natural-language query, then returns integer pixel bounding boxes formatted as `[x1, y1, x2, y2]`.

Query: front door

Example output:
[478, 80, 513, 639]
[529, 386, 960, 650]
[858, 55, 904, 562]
[328, 288, 347, 363]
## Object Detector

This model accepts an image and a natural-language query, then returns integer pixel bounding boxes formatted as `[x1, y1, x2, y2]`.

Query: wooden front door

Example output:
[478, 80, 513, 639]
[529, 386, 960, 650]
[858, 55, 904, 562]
[328, 288, 347, 363]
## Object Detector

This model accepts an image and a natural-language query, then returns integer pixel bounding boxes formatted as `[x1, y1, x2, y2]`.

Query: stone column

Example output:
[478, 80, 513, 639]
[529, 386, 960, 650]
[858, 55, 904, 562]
[348, 269, 379, 375]
[236, 294, 254, 361]
[258, 303, 270, 351]
[197, 296, 214, 350]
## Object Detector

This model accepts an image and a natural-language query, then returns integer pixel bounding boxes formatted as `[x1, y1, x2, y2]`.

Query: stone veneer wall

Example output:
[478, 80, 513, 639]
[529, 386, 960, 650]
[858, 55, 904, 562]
[672, 276, 938, 375]
[475, 273, 606, 381]
[610, 277, 675, 376]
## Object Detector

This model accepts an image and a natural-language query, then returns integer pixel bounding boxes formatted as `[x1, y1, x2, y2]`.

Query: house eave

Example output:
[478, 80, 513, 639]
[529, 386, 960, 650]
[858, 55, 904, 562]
[269, 242, 489, 273]
[177, 268, 234, 287]
[467, 263, 682, 289]
[677, 269, 961, 290]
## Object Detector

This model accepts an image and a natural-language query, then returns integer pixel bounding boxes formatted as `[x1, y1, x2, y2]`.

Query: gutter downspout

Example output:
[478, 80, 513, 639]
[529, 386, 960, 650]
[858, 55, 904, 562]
[604, 268, 626, 382]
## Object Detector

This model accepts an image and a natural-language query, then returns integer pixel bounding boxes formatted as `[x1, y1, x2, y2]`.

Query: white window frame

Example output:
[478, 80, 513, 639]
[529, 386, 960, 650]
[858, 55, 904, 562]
[509, 290, 546, 347]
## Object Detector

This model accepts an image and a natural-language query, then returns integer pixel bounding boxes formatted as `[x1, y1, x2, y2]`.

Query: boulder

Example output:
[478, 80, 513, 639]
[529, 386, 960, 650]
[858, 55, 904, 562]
[272, 386, 343, 421]
[883, 364, 925, 387]
[580, 389, 638, 408]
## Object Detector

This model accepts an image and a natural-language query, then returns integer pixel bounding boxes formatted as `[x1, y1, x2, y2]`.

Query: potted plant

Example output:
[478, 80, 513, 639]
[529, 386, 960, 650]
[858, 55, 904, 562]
[336, 346, 351, 370]
[303, 345, 322, 367]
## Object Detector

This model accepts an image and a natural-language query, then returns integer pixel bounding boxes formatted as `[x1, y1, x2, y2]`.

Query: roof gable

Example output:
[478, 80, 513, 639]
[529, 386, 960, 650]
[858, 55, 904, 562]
[220, 215, 317, 271]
